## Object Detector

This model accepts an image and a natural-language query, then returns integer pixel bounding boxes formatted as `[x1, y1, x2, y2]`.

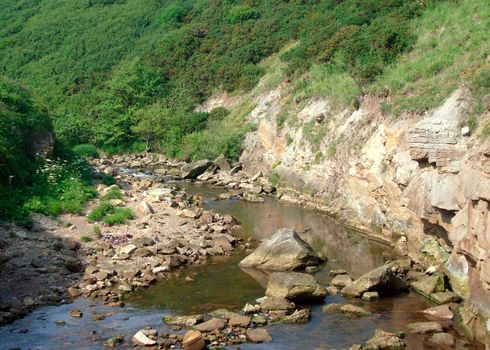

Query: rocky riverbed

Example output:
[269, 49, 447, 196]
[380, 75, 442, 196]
[0, 153, 488, 349]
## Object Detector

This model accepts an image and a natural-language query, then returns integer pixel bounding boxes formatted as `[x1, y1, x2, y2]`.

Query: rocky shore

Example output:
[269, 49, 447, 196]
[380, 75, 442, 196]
[1, 152, 488, 349]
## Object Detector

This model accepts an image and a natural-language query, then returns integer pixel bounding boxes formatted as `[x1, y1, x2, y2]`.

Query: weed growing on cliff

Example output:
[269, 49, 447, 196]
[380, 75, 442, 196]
[269, 172, 281, 187]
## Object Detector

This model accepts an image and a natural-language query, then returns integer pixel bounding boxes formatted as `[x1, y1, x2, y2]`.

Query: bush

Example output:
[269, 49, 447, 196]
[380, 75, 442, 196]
[228, 5, 260, 24]
[103, 208, 134, 226]
[73, 144, 99, 158]
[101, 187, 123, 201]
[80, 235, 92, 243]
[88, 202, 114, 222]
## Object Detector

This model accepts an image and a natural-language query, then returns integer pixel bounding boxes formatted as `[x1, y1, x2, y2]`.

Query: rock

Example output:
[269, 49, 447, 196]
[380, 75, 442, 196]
[177, 209, 198, 219]
[329, 269, 347, 276]
[104, 336, 124, 348]
[228, 314, 251, 327]
[214, 155, 231, 172]
[64, 257, 83, 273]
[364, 329, 405, 350]
[325, 286, 339, 295]
[251, 315, 267, 326]
[339, 304, 371, 317]
[242, 303, 261, 315]
[181, 160, 212, 179]
[406, 321, 443, 334]
[430, 291, 460, 304]
[182, 330, 205, 350]
[421, 304, 453, 320]
[445, 252, 470, 299]
[330, 274, 353, 287]
[132, 330, 157, 346]
[193, 318, 226, 332]
[322, 303, 340, 314]
[243, 192, 264, 202]
[429, 332, 454, 346]
[411, 274, 445, 297]
[117, 244, 137, 256]
[362, 291, 380, 301]
[265, 272, 327, 301]
[239, 228, 322, 271]
[70, 309, 83, 318]
[341, 265, 409, 297]
[260, 297, 295, 312]
[138, 201, 154, 216]
[163, 314, 204, 327]
[246, 328, 272, 343]
[270, 308, 311, 324]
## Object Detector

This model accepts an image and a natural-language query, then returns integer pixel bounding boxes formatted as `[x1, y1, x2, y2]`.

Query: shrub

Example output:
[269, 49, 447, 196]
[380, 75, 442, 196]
[88, 202, 114, 222]
[228, 5, 260, 24]
[269, 172, 280, 187]
[80, 235, 92, 243]
[101, 187, 123, 201]
[103, 208, 135, 226]
[72, 144, 99, 158]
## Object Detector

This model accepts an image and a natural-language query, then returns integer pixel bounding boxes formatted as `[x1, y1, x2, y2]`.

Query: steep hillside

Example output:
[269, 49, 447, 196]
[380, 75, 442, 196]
[0, 0, 444, 154]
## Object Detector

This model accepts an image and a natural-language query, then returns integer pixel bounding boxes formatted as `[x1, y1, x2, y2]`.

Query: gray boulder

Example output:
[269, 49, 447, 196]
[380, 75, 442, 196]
[181, 160, 212, 179]
[265, 272, 327, 302]
[239, 228, 322, 271]
[341, 265, 409, 297]
[214, 154, 231, 171]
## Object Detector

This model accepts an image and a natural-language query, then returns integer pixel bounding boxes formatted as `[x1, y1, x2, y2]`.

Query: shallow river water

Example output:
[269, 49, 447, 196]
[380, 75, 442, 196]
[0, 181, 482, 349]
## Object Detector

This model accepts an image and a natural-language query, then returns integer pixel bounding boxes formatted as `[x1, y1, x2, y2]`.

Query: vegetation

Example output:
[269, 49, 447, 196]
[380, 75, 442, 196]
[1, 0, 464, 161]
[0, 77, 95, 225]
[88, 198, 134, 226]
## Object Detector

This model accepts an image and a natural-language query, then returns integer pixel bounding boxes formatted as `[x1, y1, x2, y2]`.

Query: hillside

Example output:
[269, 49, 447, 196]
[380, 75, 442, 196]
[2, 0, 476, 157]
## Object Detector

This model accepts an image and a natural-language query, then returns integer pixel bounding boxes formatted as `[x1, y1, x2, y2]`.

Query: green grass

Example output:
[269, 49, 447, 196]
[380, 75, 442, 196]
[72, 144, 99, 158]
[103, 208, 135, 226]
[87, 202, 114, 222]
[371, 0, 490, 116]
[101, 187, 123, 201]
[80, 235, 92, 243]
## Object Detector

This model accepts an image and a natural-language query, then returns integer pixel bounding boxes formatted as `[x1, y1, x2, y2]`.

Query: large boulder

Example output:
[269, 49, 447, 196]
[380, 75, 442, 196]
[239, 228, 322, 271]
[265, 272, 327, 302]
[214, 154, 231, 172]
[341, 264, 409, 298]
[181, 160, 212, 179]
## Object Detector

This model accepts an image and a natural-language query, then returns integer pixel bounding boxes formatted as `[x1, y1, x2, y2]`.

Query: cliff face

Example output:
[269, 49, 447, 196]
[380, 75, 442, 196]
[202, 78, 490, 335]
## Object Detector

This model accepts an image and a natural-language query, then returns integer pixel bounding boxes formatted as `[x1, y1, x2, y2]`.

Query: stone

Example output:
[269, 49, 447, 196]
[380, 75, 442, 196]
[421, 304, 453, 320]
[364, 329, 405, 350]
[138, 201, 154, 216]
[411, 274, 445, 297]
[430, 291, 460, 304]
[329, 269, 347, 276]
[182, 330, 205, 350]
[132, 330, 157, 346]
[181, 160, 212, 179]
[429, 332, 454, 346]
[64, 257, 83, 273]
[242, 303, 260, 315]
[406, 321, 443, 334]
[445, 252, 470, 299]
[270, 308, 311, 324]
[239, 228, 322, 271]
[70, 309, 83, 318]
[322, 303, 340, 314]
[330, 274, 352, 287]
[265, 272, 327, 301]
[341, 265, 409, 298]
[193, 318, 226, 332]
[163, 314, 204, 327]
[246, 328, 272, 343]
[214, 155, 231, 172]
[251, 315, 267, 326]
[243, 192, 265, 203]
[362, 291, 379, 301]
[177, 209, 198, 219]
[260, 297, 295, 312]
[228, 314, 250, 327]
[104, 336, 124, 348]
[339, 304, 371, 317]
[117, 244, 137, 256]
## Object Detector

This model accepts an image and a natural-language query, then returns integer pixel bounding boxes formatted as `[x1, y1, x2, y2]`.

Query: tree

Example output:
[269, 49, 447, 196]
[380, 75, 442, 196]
[132, 104, 170, 151]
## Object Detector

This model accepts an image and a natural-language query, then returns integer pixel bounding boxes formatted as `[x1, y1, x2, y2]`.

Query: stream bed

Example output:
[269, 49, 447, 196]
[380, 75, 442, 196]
[0, 181, 482, 349]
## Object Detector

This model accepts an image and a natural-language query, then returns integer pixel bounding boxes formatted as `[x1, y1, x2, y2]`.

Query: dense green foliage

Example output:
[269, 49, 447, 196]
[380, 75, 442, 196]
[0, 0, 446, 160]
[0, 77, 95, 225]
